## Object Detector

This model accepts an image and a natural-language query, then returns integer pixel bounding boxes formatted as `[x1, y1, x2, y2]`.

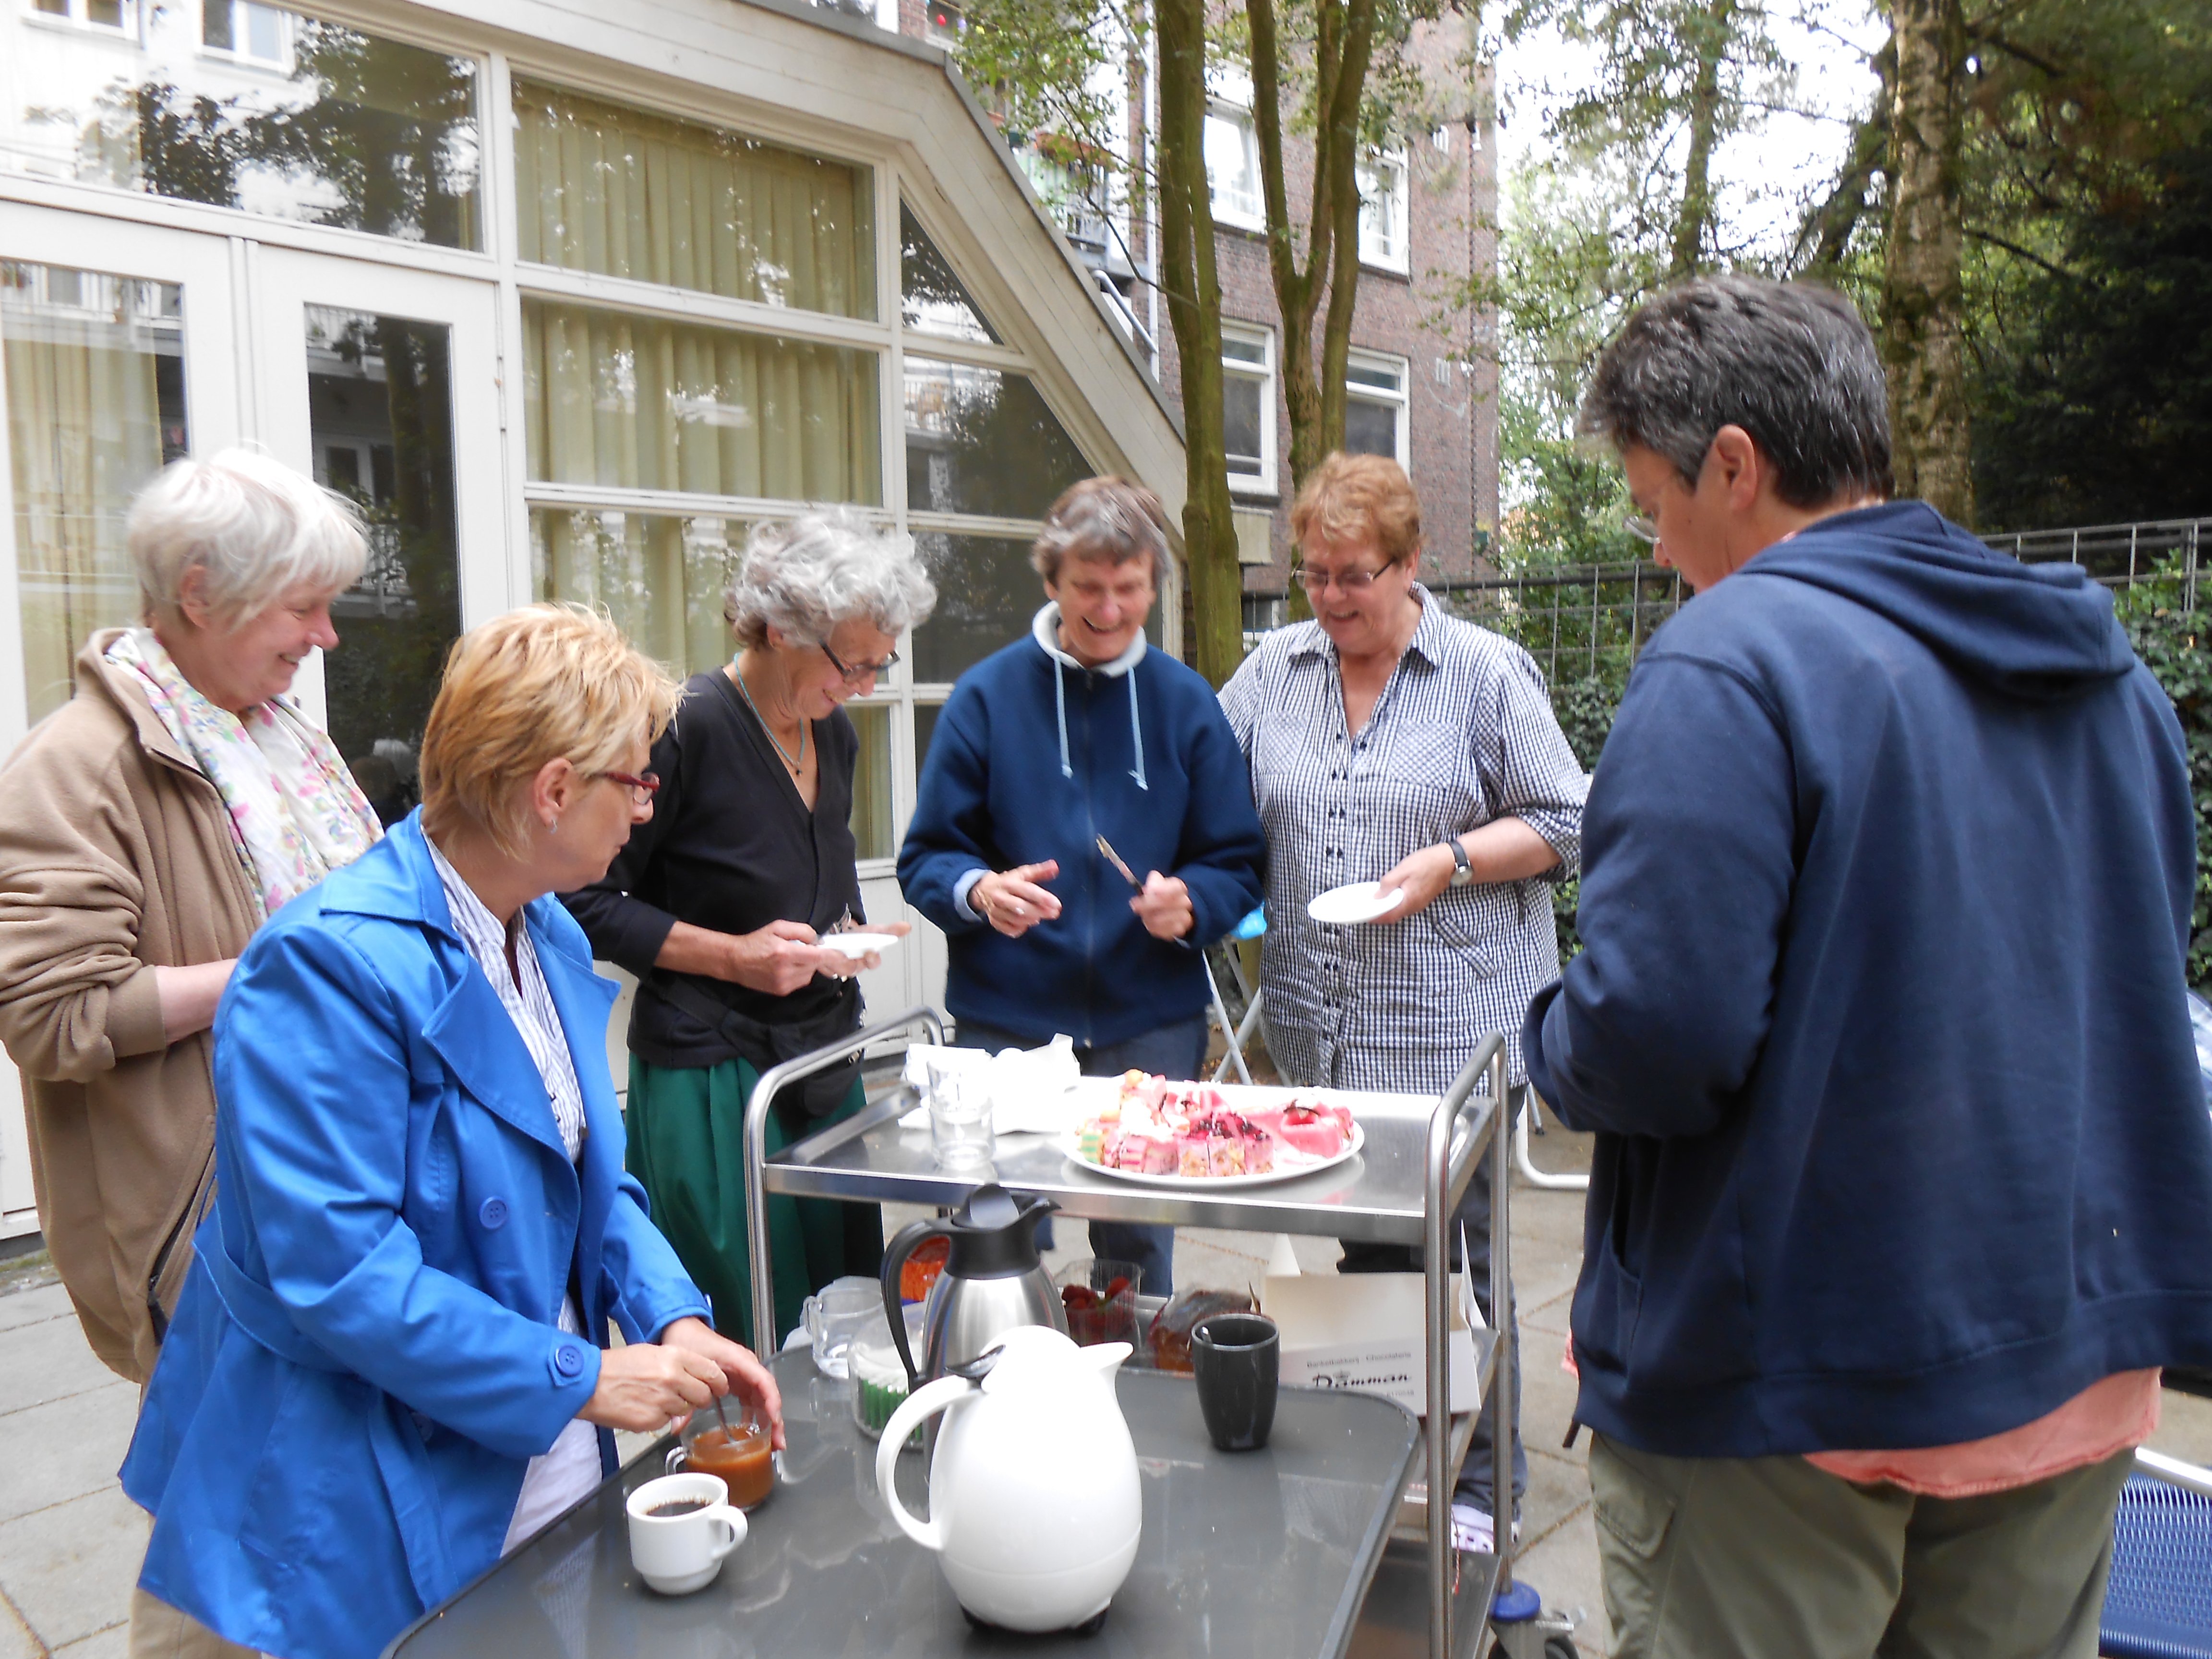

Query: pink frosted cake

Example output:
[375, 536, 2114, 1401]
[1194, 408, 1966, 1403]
[1076, 1076, 1347, 1178]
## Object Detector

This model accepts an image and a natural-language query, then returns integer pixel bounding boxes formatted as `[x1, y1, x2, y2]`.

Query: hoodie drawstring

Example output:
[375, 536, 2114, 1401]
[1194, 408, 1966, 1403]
[1053, 658, 1073, 779]
[1127, 668, 1148, 791]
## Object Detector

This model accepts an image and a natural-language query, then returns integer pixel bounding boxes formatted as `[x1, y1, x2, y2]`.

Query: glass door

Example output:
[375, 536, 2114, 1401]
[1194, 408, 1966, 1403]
[251, 249, 504, 823]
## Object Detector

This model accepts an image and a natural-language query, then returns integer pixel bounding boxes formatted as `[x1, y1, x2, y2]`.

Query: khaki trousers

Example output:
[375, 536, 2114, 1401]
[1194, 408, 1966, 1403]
[127, 1589, 265, 1659]
[1589, 1434, 2132, 1659]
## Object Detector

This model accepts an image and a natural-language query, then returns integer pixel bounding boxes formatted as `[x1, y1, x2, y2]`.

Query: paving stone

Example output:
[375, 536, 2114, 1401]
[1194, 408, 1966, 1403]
[0, 1285, 74, 1339]
[1518, 1444, 1595, 1546]
[0, 1316, 127, 1422]
[52, 1623, 127, 1659]
[2150, 1387, 2212, 1467]
[0, 1590, 42, 1659]
[1513, 1502, 1611, 1658]
[0, 1387, 140, 1527]
[0, 1487, 148, 1651]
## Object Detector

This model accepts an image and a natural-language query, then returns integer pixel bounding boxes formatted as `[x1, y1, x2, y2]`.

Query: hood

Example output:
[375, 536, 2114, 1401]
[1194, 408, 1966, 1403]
[1030, 602, 1147, 677]
[1739, 502, 2137, 702]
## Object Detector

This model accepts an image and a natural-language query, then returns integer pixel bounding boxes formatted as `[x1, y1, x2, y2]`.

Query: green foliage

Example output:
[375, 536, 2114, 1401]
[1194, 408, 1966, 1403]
[2120, 572, 2212, 988]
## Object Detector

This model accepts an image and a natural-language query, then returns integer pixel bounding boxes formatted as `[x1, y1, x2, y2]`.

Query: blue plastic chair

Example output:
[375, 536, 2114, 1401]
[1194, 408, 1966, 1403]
[2101, 1452, 2212, 1659]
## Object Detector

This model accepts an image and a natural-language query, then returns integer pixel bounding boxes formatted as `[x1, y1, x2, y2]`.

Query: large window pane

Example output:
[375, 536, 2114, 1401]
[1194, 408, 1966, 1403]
[515, 82, 875, 321]
[910, 531, 1035, 684]
[904, 358, 1088, 519]
[523, 301, 881, 505]
[900, 203, 997, 343]
[308, 308, 462, 825]
[3, 262, 186, 723]
[531, 507, 747, 676]
[4, 8, 481, 248]
[848, 701, 893, 860]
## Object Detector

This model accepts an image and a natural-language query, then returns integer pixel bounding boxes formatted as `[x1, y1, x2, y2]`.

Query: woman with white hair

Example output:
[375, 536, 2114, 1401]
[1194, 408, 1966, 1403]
[565, 507, 936, 1344]
[0, 447, 382, 1388]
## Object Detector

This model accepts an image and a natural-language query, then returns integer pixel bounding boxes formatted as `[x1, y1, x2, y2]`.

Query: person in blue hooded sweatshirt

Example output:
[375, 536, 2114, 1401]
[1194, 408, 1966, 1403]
[1525, 274, 2212, 1659]
[898, 476, 1266, 1294]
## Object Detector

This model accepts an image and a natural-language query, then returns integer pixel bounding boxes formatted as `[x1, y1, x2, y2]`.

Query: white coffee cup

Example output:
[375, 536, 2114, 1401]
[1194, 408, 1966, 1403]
[625, 1472, 747, 1595]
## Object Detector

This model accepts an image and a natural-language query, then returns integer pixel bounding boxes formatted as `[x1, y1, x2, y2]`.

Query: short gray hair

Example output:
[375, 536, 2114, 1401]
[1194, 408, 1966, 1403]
[1030, 476, 1171, 586]
[723, 509, 938, 651]
[128, 447, 368, 626]
[1579, 276, 1893, 508]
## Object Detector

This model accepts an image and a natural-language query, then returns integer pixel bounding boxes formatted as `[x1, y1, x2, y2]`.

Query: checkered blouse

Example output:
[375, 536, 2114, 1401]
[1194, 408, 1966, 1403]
[1218, 588, 1588, 1094]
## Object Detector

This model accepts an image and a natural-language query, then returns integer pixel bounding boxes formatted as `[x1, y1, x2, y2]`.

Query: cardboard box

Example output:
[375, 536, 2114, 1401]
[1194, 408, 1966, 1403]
[1261, 1264, 1485, 1418]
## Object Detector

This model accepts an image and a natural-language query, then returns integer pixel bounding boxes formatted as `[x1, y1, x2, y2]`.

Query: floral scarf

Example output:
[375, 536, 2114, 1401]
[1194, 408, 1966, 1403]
[107, 628, 382, 919]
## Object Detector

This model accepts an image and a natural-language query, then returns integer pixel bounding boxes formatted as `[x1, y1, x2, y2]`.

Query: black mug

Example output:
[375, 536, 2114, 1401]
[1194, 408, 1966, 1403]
[1191, 1312, 1280, 1452]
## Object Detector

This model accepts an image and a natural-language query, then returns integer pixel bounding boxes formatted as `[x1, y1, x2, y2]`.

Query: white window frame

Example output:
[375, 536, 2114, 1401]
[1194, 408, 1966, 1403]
[1357, 144, 1409, 273]
[1220, 320, 1274, 496]
[1203, 102, 1264, 231]
[1345, 347, 1408, 466]
[199, 0, 294, 69]
[26, 0, 137, 32]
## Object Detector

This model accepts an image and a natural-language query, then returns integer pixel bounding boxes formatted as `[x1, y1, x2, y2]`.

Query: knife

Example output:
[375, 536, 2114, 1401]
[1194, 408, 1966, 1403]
[1094, 834, 1142, 890]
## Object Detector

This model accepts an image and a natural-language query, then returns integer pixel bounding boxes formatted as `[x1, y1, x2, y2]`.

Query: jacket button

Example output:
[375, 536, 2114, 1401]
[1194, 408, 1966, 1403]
[554, 1342, 586, 1379]
[479, 1197, 509, 1230]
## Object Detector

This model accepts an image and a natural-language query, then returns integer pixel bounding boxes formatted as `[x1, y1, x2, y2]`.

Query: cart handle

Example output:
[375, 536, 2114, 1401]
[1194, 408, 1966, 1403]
[1427, 1034, 1508, 1659]
[743, 1006, 949, 1358]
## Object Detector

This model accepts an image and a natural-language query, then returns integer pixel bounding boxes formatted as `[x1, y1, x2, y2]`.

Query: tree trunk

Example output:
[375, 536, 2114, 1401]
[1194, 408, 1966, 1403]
[1882, 0, 1974, 524]
[1156, 0, 1244, 685]
[1792, 39, 1892, 279]
[1668, 0, 1732, 281]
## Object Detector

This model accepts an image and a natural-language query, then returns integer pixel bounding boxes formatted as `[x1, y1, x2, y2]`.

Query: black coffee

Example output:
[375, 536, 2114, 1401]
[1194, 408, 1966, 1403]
[648, 1498, 709, 1517]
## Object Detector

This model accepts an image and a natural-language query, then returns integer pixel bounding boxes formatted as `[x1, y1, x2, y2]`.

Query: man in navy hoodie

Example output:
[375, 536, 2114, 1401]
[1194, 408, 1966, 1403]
[899, 477, 1266, 1292]
[1525, 276, 2212, 1657]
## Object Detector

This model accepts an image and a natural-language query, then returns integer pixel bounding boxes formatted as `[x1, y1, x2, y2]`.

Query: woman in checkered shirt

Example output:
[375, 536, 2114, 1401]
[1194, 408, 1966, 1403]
[1218, 451, 1587, 1546]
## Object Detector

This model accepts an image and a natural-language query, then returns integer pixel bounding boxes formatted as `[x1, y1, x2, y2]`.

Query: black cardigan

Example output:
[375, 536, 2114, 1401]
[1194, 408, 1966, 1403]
[563, 668, 866, 1070]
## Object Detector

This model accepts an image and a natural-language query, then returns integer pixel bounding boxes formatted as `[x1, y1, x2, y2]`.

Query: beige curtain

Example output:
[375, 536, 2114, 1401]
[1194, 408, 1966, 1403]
[523, 300, 881, 506]
[4, 270, 168, 724]
[531, 508, 746, 676]
[513, 80, 875, 321]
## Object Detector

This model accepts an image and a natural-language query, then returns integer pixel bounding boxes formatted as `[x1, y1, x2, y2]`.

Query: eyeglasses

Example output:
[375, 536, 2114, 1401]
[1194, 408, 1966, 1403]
[818, 640, 899, 683]
[596, 769, 661, 802]
[1295, 563, 1390, 595]
[1624, 514, 1659, 545]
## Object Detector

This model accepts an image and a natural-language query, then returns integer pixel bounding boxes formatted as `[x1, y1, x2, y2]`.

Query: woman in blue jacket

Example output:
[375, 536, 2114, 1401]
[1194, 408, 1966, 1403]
[121, 607, 783, 1659]
[897, 478, 1267, 1293]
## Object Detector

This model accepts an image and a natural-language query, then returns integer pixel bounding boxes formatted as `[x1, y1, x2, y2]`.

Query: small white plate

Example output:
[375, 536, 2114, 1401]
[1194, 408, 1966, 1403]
[819, 931, 901, 961]
[1306, 883, 1407, 926]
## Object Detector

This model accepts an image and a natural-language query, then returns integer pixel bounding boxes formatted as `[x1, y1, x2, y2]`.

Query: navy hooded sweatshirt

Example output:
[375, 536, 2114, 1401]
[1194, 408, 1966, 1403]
[898, 605, 1266, 1047]
[1525, 502, 2212, 1460]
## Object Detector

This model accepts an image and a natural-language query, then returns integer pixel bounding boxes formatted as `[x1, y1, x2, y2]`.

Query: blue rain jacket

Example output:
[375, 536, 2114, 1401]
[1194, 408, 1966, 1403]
[120, 815, 709, 1659]
[1526, 502, 2212, 1459]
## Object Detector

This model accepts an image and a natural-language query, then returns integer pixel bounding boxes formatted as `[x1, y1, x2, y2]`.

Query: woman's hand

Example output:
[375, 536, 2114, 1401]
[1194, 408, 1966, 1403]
[659, 1316, 787, 1449]
[1130, 872, 1193, 940]
[972, 862, 1062, 938]
[1377, 844, 1461, 923]
[156, 959, 238, 1043]
[577, 1340, 728, 1433]
[1379, 819, 1562, 923]
[725, 919, 845, 994]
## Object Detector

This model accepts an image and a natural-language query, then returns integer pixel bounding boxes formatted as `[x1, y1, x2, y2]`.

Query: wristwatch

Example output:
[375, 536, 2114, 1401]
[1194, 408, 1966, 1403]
[1443, 838, 1474, 887]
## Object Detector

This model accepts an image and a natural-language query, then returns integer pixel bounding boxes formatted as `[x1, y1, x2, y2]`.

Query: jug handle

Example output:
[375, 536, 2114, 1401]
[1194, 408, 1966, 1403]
[880, 1216, 953, 1389]
[875, 1375, 973, 1552]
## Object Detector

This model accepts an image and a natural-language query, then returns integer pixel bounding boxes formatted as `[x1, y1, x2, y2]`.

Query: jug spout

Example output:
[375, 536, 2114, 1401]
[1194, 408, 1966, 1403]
[1081, 1340, 1133, 1377]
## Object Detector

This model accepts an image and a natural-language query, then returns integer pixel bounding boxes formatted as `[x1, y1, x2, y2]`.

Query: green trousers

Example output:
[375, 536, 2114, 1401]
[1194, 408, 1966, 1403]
[624, 1055, 883, 1348]
[1589, 1433, 2133, 1659]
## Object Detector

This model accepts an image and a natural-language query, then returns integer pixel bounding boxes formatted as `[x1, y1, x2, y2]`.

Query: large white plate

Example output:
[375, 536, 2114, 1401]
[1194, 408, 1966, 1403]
[819, 931, 901, 961]
[1306, 882, 1406, 926]
[1061, 1122, 1365, 1189]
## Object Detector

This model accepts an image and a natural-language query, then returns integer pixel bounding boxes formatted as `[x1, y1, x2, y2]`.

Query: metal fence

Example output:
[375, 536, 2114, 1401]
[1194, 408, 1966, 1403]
[1427, 515, 2211, 688]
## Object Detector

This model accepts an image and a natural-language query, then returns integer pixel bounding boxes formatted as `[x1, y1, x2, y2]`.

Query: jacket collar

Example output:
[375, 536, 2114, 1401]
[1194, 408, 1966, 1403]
[1031, 602, 1148, 678]
[319, 812, 591, 974]
[1288, 581, 1447, 670]
[77, 626, 198, 774]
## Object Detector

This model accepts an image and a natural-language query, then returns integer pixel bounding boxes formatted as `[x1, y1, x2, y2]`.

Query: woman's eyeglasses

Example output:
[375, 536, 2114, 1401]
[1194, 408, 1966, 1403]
[818, 640, 900, 683]
[1624, 514, 1659, 545]
[597, 770, 661, 802]
[1295, 564, 1388, 595]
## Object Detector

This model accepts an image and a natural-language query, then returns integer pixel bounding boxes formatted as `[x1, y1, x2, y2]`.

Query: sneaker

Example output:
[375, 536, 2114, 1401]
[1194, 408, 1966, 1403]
[1448, 1503, 1523, 1555]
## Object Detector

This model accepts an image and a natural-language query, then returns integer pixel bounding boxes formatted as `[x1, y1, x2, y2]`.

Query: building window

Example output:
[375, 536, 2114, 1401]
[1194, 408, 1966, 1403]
[1345, 350, 1407, 465]
[32, 0, 133, 30]
[1203, 104, 1263, 228]
[1242, 592, 1286, 649]
[1358, 146, 1409, 272]
[924, 0, 962, 45]
[1222, 324, 1274, 494]
[202, 0, 288, 64]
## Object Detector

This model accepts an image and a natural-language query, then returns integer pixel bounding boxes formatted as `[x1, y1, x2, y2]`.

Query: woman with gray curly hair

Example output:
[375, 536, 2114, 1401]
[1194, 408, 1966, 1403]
[565, 508, 935, 1343]
[0, 447, 383, 1391]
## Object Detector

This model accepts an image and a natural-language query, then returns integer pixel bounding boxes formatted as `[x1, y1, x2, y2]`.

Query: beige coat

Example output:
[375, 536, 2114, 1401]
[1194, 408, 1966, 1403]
[0, 631, 259, 1382]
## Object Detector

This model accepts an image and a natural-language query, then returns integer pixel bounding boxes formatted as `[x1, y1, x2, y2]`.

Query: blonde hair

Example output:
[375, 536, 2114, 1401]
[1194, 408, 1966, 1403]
[1290, 452, 1423, 567]
[129, 447, 368, 626]
[420, 605, 682, 858]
